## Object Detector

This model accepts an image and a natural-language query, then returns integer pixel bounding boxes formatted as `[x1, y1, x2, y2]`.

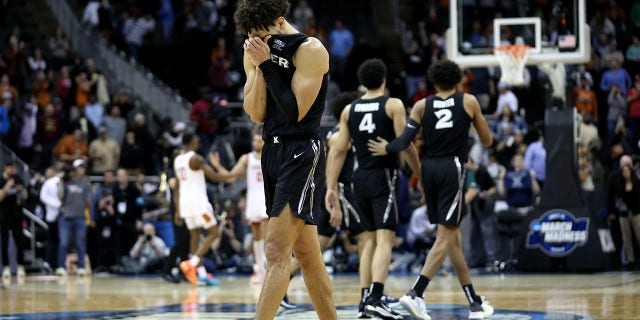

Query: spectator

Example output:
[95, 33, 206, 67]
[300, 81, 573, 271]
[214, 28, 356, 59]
[84, 94, 104, 130]
[465, 160, 498, 269]
[577, 112, 602, 191]
[52, 128, 88, 166]
[157, 0, 175, 41]
[608, 155, 640, 268]
[292, 0, 314, 30]
[102, 105, 127, 144]
[411, 81, 431, 104]
[32, 70, 52, 107]
[627, 75, 640, 153]
[112, 89, 134, 118]
[48, 27, 70, 71]
[497, 154, 541, 208]
[627, 35, 640, 73]
[130, 113, 155, 175]
[524, 133, 546, 186]
[607, 85, 628, 140]
[16, 96, 38, 166]
[600, 57, 632, 96]
[493, 106, 527, 144]
[35, 103, 63, 169]
[573, 75, 599, 122]
[55, 66, 72, 102]
[208, 37, 231, 100]
[303, 17, 326, 43]
[94, 188, 120, 271]
[82, 0, 101, 28]
[403, 40, 428, 102]
[112, 168, 143, 258]
[190, 88, 217, 151]
[57, 159, 92, 277]
[120, 131, 144, 174]
[97, 0, 113, 42]
[122, 223, 167, 274]
[75, 72, 92, 110]
[124, 13, 156, 60]
[40, 167, 64, 272]
[0, 74, 19, 100]
[571, 64, 594, 89]
[0, 94, 12, 143]
[495, 81, 518, 116]
[210, 216, 243, 272]
[27, 48, 47, 74]
[2, 36, 27, 94]
[89, 125, 120, 174]
[328, 19, 354, 83]
[0, 160, 28, 279]
[468, 67, 492, 112]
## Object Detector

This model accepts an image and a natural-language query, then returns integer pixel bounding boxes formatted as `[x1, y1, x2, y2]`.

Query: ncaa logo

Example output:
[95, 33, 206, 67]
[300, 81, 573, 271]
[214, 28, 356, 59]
[526, 209, 589, 257]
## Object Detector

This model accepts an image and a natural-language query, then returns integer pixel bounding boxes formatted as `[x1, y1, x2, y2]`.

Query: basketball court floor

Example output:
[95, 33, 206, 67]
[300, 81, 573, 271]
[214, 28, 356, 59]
[1, 271, 638, 319]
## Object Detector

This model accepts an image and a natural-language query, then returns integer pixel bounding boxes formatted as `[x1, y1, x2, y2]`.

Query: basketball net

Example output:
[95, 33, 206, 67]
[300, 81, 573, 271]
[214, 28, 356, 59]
[495, 44, 530, 86]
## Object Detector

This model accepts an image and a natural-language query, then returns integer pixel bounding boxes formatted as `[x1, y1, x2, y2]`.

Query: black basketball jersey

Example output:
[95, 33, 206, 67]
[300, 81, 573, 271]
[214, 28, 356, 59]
[262, 33, 328, 140]
[347, 96, 398, 170]
[326, 126, 354, 184]
[421, 92, 471, 161]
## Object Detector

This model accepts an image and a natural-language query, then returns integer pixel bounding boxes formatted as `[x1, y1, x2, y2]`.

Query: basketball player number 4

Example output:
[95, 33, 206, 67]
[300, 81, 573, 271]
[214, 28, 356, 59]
[359, 113, 376, 133]
[434, 109, 453, 129]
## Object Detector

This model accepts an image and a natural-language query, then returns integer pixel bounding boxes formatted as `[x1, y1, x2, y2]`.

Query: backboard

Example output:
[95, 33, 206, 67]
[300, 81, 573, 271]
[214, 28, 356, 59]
[446, 0, 590, 67]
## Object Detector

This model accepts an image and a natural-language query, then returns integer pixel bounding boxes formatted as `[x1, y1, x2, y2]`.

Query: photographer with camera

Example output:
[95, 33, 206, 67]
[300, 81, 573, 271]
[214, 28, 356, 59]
[124, 223, 167, 274]
[1, 159, 28, 279]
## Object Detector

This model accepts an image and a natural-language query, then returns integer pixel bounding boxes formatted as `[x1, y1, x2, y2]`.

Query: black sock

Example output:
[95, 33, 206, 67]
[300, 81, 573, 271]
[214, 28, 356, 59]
[411, 275, 430, 297]
[462, 284, 480, 304]
[370, 282, 384, 299]
[361, 287, 370, 302]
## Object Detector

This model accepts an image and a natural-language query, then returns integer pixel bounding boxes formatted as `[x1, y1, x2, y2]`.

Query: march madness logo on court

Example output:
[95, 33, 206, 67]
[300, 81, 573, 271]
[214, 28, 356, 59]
[526, 209, 589, 257]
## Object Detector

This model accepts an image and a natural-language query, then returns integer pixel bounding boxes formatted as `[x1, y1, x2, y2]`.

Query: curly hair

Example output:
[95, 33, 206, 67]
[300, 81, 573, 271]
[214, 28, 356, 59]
[331, 91, 360, 120]
[234, 0, 290, 35]
[357, 58, 387, 90]
[427, 60, 462, 91]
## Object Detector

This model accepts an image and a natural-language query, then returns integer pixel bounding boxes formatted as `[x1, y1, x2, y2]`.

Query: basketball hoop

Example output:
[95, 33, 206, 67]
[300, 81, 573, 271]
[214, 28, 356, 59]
[495, 44, 530, 86]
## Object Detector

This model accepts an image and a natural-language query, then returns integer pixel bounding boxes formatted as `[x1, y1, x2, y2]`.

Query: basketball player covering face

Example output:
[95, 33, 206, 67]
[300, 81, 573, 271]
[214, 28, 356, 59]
[367, 60, 495, 320]
[326, 59, 421, 320]
[234, 1, 336, 319]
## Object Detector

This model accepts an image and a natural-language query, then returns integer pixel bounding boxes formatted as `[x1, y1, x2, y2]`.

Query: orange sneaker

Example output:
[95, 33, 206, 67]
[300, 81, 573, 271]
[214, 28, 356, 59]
[179, 261, 198, 286]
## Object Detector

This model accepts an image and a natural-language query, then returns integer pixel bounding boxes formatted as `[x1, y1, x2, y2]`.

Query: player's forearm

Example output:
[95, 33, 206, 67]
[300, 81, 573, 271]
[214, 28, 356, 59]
[400, 144, 421, 177]
[326, 148, 347, 191]
[386, 119, 420, 153]
[259, 61, 299, 125]
[243, 68, 267, 123]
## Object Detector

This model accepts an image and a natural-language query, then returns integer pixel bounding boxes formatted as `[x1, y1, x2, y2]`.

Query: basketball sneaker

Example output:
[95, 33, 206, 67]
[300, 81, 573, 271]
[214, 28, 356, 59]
[364, 296, 403, 320]
[197, 274, 220, 286]
[179, 261, 199, 285]
[2, 266, 10, 279]
[55, 268, 66, 277]
[357, 300, 370, 318]
[399, 289, 430, 320]
[77, 268, 87, 277]
[280, 294, 296, 309]
[17, 265, 25, 278]
[469, 296, 494, 319]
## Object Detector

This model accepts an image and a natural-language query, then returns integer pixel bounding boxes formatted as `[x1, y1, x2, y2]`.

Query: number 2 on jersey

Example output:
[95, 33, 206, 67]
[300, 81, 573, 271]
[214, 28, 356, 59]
[434, 109, 453, 129]
[358, 113, 376, 134]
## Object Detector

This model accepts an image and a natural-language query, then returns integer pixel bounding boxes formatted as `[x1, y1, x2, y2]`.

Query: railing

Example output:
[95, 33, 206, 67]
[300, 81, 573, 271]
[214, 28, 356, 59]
[22, 208, 50, 272]
[45, 0, 191, 124]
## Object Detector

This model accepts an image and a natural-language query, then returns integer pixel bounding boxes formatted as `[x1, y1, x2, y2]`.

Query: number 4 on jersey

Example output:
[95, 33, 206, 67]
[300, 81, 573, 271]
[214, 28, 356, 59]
[359, 113, 376, 133]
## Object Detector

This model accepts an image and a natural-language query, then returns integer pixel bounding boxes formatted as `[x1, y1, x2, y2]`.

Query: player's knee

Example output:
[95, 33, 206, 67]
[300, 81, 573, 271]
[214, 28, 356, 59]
[264, 240, 290, 264]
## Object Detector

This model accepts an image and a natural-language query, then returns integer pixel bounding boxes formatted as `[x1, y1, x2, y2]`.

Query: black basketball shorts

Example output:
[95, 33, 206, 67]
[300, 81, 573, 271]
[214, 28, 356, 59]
[422, 156, 467, 226]
[352, 167, 399, 232]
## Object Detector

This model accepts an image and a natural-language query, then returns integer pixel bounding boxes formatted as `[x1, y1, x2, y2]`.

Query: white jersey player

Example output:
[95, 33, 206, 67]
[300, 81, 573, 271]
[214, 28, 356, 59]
[173, 133, 235, 286]
[209, 125, 268, 284]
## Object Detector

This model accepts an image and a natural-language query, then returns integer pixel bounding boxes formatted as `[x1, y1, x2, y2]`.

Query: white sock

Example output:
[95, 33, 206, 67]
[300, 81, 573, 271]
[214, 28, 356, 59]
[254, 240, 266, 272]
[197, 266, 207, 278]
[189, 255, 200, 267]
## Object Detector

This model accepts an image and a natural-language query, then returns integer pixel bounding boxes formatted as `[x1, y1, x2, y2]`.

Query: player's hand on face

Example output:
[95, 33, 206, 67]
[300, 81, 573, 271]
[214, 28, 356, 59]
[367, 137, 389, 156]
[244, 35, 271, 67]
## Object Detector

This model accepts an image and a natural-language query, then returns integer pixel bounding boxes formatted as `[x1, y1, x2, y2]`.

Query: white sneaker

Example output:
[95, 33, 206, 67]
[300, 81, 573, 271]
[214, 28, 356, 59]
[77, 268, 87, 277]
[2, 266, 10, 279]
[17, 265, 25, 278]
[469, 296, 494, 319]
[55, 268, 67, 277]
[399, 290, 430, 320]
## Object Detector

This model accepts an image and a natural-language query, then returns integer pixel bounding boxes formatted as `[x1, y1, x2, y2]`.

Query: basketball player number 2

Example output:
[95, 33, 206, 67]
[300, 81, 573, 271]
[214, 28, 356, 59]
[434, 109, 453, 129]
[359, 113, 376, 133]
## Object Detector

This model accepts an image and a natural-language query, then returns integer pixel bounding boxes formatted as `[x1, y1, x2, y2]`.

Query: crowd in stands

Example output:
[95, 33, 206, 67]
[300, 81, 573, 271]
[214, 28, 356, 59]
[1, 0, 640, 279]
